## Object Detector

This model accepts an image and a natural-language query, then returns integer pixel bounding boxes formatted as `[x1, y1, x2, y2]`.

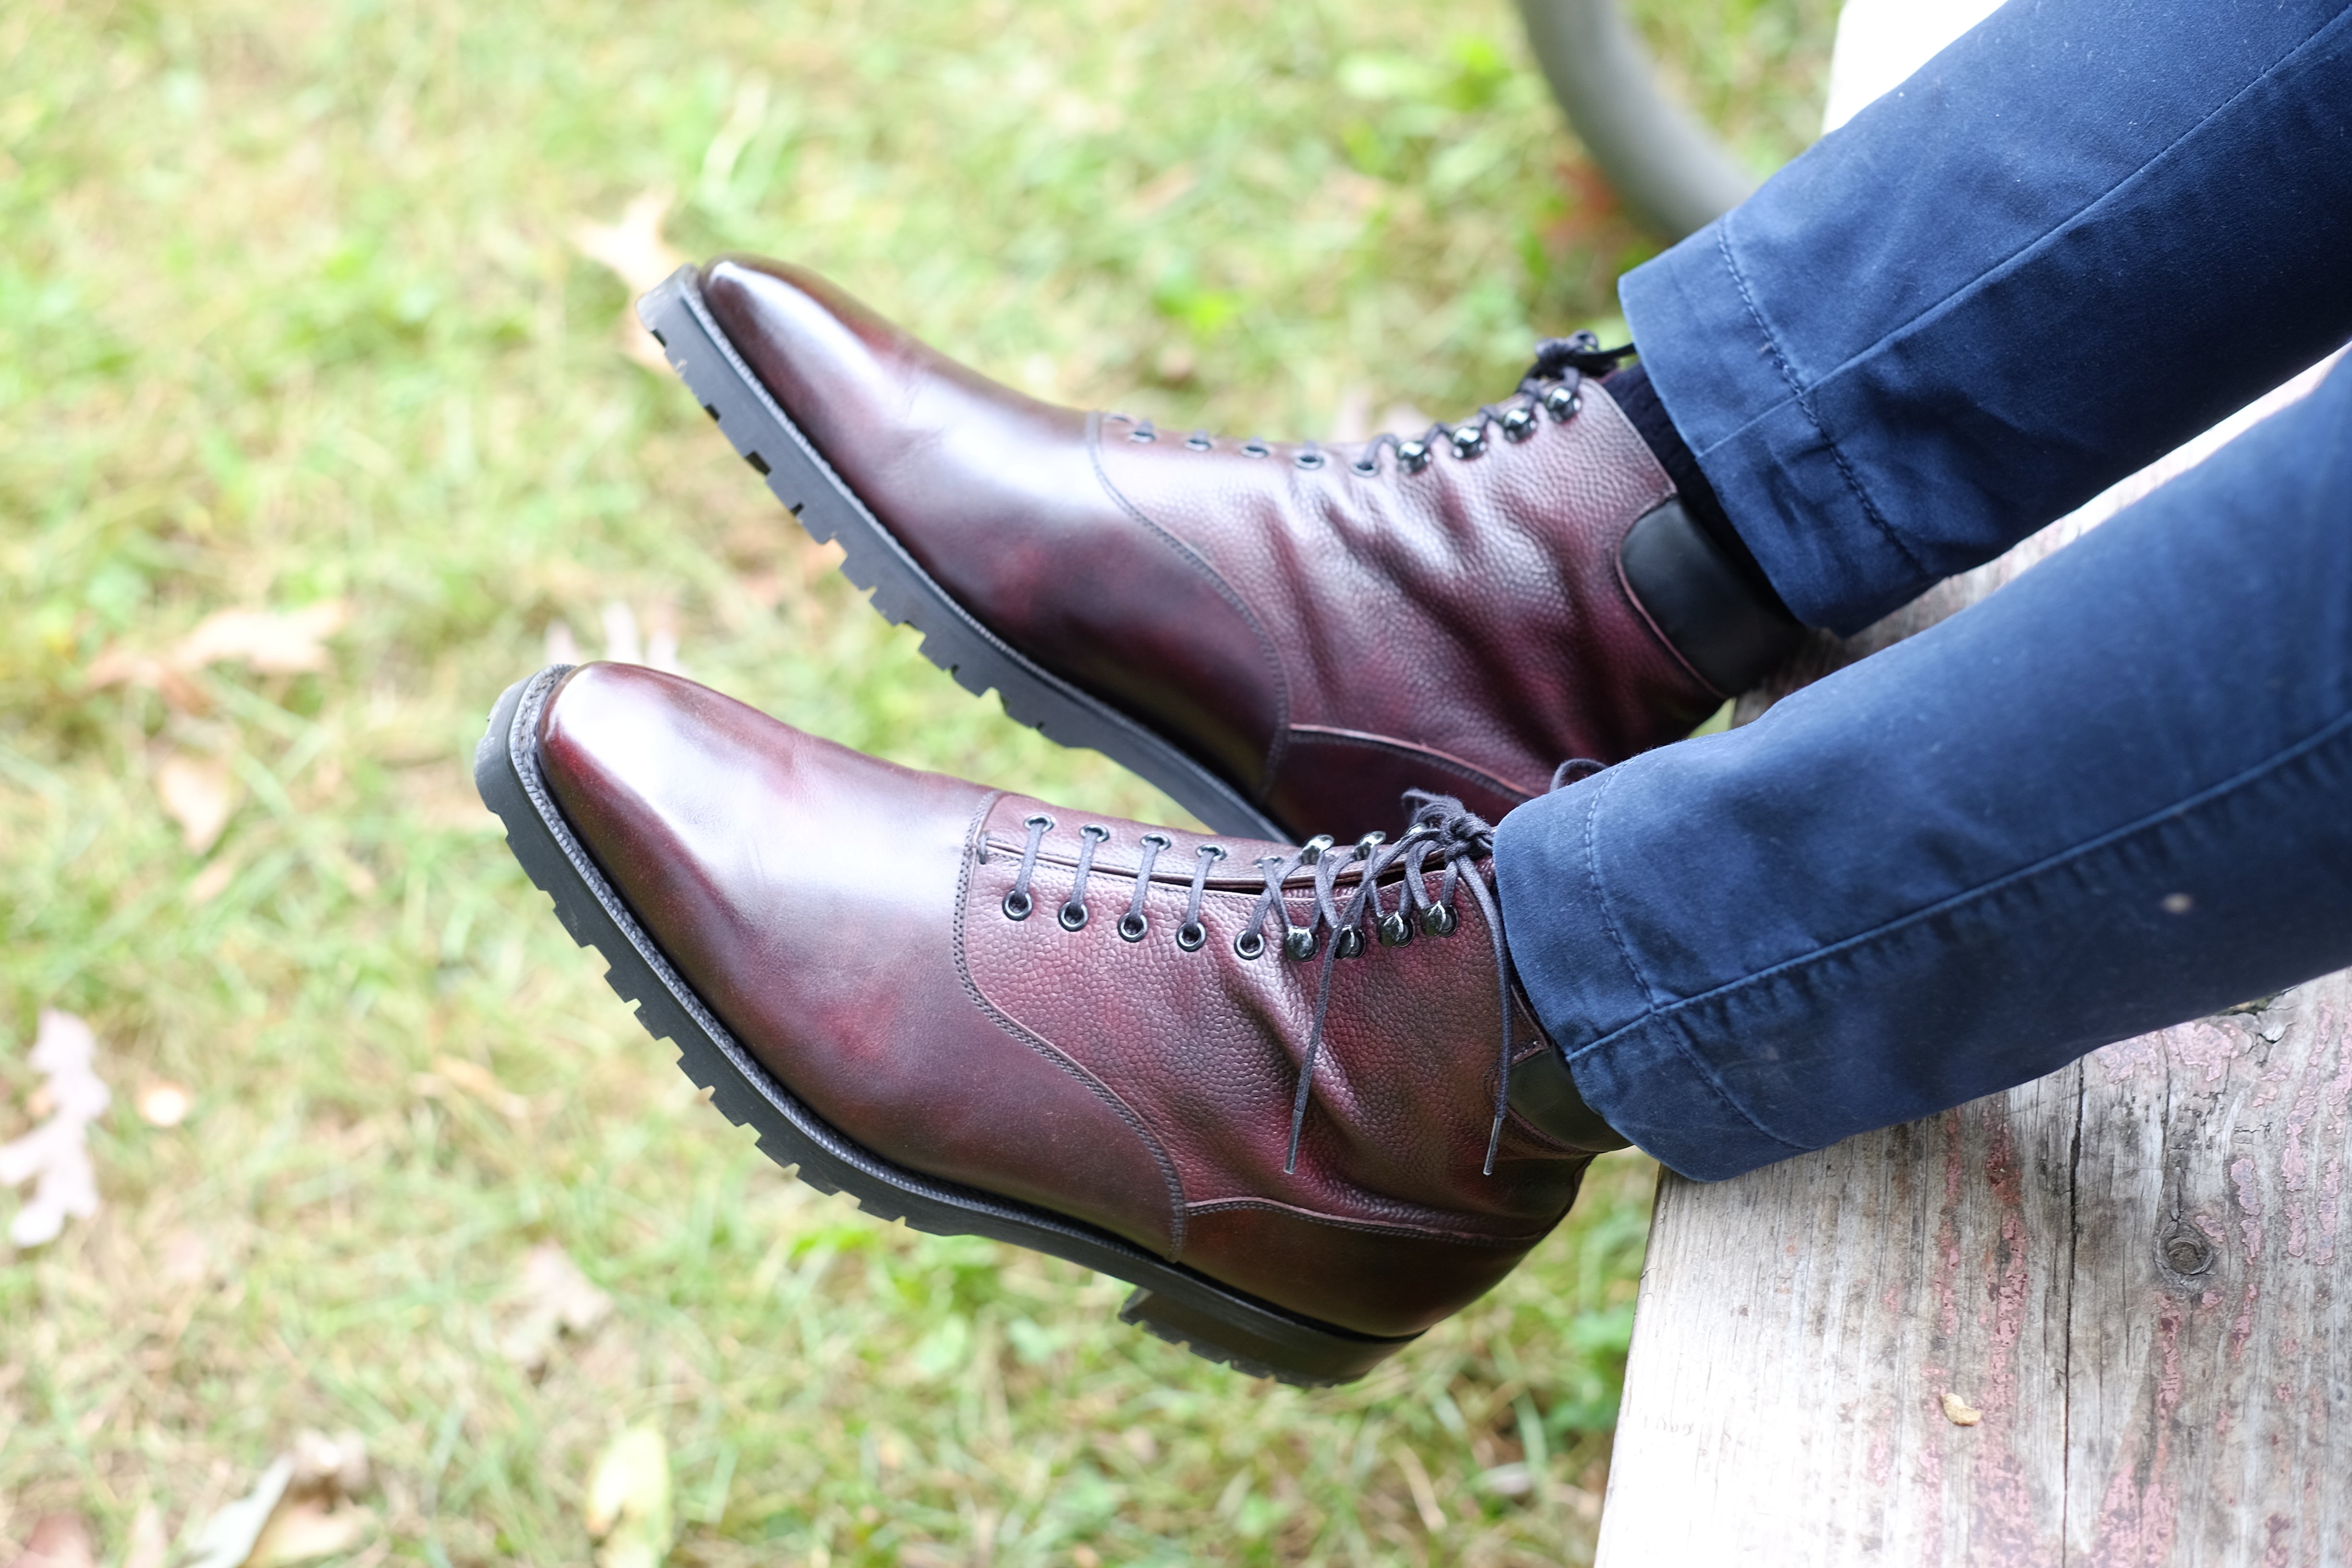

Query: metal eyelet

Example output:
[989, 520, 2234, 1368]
[1127, 426, 1157, 444]
[1186, 432, 1214, 451]
[1396, 440, 1431, 474]
[1543, 386, 1581, 421]
[1421, 903, 1458, 937]
[1118, 912, 1149, 942]
[1297, 834, 1336, 866]
[1502, 407, 1538, 442]
[1176, 920, 1207, 952]
[1059, 901, 1089, 931]
[1351, 456, 1380, 476]
[1334, 927, 1366, 959]
[1450, 425, 1485, 459]
[1377, 910, 1413, 947]
[1351, 831, 1386, 858]
[1240, 439, 1272, 458]
[1234, 930, 1266, 960]
[1002, 890, 1034, 921]
[1294, 449, 1325, 470]
[1284, 926, 1319, 961]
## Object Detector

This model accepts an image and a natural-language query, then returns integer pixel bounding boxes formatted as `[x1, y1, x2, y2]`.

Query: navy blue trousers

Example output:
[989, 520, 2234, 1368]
[1495, 0, 2352, 1181]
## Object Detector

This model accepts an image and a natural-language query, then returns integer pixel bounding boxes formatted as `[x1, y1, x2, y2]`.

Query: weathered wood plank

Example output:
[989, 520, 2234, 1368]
[1594, 360, 2347, 1564]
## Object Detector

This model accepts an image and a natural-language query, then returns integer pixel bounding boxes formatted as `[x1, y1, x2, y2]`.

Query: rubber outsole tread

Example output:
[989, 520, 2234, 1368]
[634, 264, 1284, 843]
[475, 667, 1413, 1387]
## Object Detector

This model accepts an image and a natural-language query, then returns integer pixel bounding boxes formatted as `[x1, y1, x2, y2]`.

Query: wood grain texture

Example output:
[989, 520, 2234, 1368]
[1597, 358, 2348, 1565]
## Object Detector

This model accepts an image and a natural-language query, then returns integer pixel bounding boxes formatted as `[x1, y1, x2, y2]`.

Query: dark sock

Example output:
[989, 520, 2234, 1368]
[1605, 360, 1794, 620]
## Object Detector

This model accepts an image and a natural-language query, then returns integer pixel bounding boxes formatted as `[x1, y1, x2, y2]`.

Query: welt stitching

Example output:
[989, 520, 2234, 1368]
[1089, 410, 1295, 795]
[1565, 701, 2352, 1071]
[1717, 225, 1929, 584]
[951, 789, 1191, 1252]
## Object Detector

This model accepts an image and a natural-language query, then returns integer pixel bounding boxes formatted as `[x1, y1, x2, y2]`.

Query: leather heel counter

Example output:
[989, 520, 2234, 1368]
[1619, 499, 1805, 698]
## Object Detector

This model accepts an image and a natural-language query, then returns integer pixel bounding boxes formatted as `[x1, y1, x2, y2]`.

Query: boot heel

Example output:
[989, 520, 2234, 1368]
[1118, 1286, 1415, 1388]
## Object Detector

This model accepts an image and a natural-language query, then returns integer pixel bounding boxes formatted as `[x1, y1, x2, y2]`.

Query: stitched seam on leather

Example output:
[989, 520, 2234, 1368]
[951, 790, 1191, 1254]
[1580, 763, 1658, 1008]
[1284, 725, 1534, 803]
[1089, 410, 1295, 797]
[1183, 1197, 1546, 1248]
[1716, 225, 1928, 585]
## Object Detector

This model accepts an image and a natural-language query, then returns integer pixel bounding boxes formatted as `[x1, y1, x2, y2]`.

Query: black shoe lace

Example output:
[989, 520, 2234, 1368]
[996, 794, 1527, 1177]
[1351, 331, 1635, 478]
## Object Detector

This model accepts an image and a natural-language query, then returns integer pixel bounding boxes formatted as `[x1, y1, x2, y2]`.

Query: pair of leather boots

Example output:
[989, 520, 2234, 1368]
[477, 256, 1799, 1383]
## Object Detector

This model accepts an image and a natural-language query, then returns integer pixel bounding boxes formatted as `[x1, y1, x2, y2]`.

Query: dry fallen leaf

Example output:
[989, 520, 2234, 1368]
[181, 1432, 373, 1568]
[175, 603, 350, 674]
[499, 1242, 613, 1372]
[571, 190, 685, 373]
[9, 1515, 97, 1568]
[121, 1505, 169, 1568]
[186, 857, 238, 905]
[417, 1056, 532, 1121]
[246, 1500, 373, 1568]
[572, 189, 686, 296]
[586, 1425, 675, 1568]
[89, 601, 350, 711]
[1941, 1390, 1983, 1426]
[287, 1428, 370, 1497]
[1, 1011, 111, 1247]
[184, 1457, 294, 1568]
[137, 1079, 193, 1127]
[156, 753, 237, 853]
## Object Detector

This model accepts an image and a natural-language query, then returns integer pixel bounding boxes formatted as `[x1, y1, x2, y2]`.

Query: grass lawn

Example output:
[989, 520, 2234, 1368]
[0, 0, 1831, 1562]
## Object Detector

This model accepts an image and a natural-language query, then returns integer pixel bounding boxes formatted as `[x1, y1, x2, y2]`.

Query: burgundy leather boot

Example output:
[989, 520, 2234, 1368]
[637, 257, 1800, 843]
[478, 662, 1629, 1384]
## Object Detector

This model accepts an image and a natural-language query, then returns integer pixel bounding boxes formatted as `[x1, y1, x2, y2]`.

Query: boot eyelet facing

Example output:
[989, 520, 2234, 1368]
[1543, 386, 1581, 421]
[1377, 910, 1413, 947]
[1186, 432, 1214, 451]
[1335, 927, 1366, 959]
[1283, 926, 1319, 961]
[1234, 930, 1266, 960]
[1117, 911, 1149, 943]
[1294, 450, 1326, 470]
[1058, 901, 1090, 932]
[1450, 425, 1485, 459]
[1502, 407, 1538, 442]
[1240, 439, 1273, 458]
[1421, 903, 1459, 937]
[1396, 441, 1432, 474]
[1002, 890, 1034, 921]
[1176, 919, 1208, 952]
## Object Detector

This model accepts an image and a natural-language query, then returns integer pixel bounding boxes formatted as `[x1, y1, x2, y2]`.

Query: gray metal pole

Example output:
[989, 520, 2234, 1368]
[1514, 0, 1758, 241]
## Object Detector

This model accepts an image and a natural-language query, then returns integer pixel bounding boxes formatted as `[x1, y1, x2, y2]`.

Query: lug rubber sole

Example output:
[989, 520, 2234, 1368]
[634, 264, 1285, 843]
[475, 666, 1415, 1386]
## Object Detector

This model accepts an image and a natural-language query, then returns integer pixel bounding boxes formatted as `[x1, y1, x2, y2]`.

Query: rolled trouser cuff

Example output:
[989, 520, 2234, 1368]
[1494, 771, 1811, 1181]
[1621, 225, 1928, 636]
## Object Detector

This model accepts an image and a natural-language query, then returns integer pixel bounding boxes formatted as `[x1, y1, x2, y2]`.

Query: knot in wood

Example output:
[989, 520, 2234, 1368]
[2158, 1220, 2216, 1279]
